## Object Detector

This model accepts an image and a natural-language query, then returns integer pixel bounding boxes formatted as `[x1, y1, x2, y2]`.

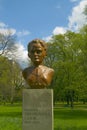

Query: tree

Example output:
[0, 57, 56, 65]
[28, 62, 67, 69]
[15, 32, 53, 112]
[0, 56, 12, 103]
[45, 31, 85, 107]
[0, 56, 23, 104]
[9, 60, 24, 104]
[78, 25, 87, 103]
[0, 30, 16, 56]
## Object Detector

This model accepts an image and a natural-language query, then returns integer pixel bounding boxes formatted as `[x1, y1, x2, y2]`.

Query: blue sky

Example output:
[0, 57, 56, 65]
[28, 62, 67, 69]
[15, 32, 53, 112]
[0, 0, 87, 67]
[0, 0, 75, 42]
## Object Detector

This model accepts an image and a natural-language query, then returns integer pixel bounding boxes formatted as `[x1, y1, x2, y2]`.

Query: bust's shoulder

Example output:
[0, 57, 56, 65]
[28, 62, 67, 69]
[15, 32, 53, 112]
[42, 65, 54, 70]
[40, 65, 54, 74]
[22, 66, 33, 78]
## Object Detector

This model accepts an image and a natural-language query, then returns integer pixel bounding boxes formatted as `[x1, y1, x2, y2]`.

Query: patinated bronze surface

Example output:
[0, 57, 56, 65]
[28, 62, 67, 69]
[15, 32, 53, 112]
[22, 39, 54, 89]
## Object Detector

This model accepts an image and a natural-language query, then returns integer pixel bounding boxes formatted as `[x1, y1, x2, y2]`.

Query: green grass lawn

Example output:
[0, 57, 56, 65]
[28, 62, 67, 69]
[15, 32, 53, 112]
[54, 108, 87, 130]
[0, 103, 87, 130]
[0, 104, 22, 130]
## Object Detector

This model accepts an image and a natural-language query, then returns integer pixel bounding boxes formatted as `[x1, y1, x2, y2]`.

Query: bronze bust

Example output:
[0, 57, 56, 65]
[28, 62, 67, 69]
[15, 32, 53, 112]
[22, 39, 54, 89]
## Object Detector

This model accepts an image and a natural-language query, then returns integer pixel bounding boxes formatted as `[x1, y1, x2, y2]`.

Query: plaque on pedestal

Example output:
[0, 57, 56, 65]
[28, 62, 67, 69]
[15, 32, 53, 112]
[22, 89, 53, 130]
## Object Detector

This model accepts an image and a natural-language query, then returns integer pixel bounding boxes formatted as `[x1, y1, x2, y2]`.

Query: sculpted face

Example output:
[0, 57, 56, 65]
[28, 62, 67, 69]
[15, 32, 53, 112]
[28, 43, 46, 66]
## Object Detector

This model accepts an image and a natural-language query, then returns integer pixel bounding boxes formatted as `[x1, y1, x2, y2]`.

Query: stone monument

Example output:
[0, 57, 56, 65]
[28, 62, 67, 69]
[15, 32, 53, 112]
[22, 39, 54, 130]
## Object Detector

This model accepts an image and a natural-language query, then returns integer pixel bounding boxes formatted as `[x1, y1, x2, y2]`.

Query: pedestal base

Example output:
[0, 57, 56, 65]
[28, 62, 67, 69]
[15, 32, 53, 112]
[22, 89, 53, 130]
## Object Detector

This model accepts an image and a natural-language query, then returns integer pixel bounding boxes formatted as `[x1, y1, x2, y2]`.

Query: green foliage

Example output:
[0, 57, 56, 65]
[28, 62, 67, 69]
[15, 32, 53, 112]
[45, 27, 87, 106]
[0, 56, 23, 104]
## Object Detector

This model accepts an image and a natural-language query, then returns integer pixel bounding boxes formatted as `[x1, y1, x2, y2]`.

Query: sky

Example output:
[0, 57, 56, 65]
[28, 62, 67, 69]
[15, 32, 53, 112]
[0, 0, 87, 68]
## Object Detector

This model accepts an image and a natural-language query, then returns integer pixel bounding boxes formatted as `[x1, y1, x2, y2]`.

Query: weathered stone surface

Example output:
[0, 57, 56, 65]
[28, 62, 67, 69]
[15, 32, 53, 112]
[22, 89, 53, 130]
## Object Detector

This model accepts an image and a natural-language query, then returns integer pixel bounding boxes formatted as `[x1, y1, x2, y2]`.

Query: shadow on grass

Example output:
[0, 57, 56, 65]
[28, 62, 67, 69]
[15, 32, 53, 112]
[54, 108, 87, 120]
[55, 126, 87, 130]
[0, 104, 22, 118]
[0, 112, 22, 117]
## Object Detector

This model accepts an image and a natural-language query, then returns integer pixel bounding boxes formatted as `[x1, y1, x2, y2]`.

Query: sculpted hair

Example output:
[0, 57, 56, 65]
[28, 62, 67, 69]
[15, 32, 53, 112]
[27, 39, 47, 52]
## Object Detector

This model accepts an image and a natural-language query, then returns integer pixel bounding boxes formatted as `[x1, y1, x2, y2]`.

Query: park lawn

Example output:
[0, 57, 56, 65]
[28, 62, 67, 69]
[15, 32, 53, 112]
[0, 104, 22, 130]
[54, 107, 87, 130]
[0, 103, 87, 130]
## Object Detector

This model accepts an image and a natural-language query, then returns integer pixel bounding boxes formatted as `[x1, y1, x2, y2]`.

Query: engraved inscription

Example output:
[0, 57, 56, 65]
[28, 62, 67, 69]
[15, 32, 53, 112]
[23, 108, 51, 124]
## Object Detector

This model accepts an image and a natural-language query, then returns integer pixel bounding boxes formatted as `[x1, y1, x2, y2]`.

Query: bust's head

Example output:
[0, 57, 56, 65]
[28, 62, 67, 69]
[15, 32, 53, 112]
[28, 39, 47, 66]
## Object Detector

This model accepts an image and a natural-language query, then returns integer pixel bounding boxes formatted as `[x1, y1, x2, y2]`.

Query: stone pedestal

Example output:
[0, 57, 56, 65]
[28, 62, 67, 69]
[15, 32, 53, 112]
[22, 89, 53, 130]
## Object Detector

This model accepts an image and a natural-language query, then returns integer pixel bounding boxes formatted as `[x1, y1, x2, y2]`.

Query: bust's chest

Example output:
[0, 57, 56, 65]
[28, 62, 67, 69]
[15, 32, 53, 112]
[26, 67, 48, 88]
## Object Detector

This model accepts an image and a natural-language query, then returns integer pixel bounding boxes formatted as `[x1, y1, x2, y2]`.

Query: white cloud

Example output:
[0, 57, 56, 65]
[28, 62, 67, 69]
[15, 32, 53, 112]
[5, 42, 29, 68]
[0, 22, 30, 37]
[43, 27, 66, 42]
[44, 27, 67, 42]
[68, 0, 87, 31]
[0, 22, 7, 28]
[70, 0, 80, 2]
[17, 30, 30, 37]
[13, 43, 28, 60]
[43, 35, 52, 42]
[52, 27, 67, 35]
[0, 22, 16, 36]
[14, 43, 29, 68]
[54, 0, 87, 34]
[0, 28, 16, 36]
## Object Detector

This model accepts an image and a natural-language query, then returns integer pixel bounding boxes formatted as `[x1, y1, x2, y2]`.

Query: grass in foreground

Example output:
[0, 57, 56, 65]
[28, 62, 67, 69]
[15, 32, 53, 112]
[54, 107, 87, 130]
[0, 104, 22, 130]
[54, 102, 87, 130]
[0, 103, 87, 130]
